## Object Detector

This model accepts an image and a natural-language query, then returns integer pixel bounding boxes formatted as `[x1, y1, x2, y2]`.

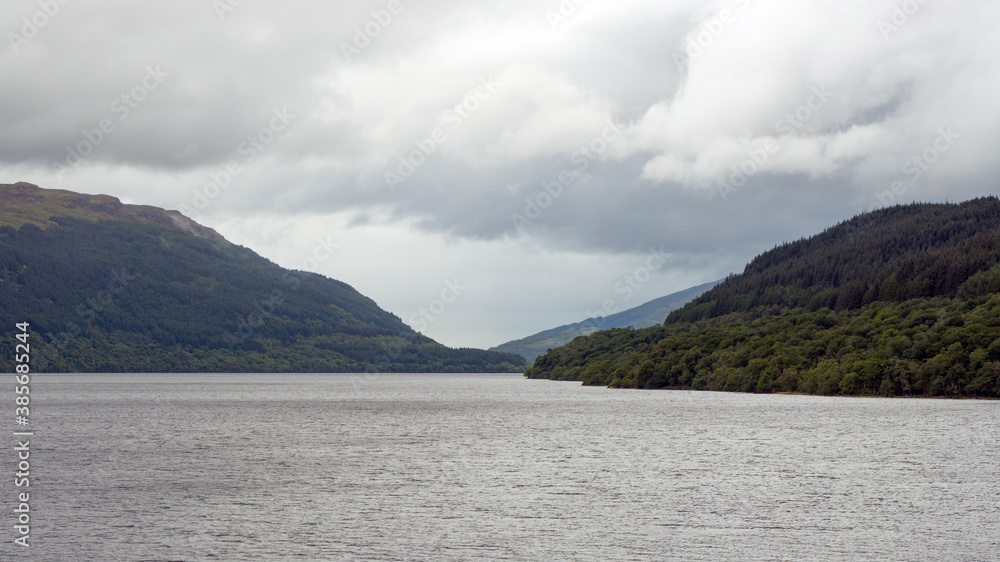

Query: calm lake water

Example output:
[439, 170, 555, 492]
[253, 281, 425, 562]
[8, 373, 999, 561]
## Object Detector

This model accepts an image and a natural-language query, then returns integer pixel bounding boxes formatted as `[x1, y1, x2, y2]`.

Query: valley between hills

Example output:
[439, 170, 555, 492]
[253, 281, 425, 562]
[3, 182, 999, 398]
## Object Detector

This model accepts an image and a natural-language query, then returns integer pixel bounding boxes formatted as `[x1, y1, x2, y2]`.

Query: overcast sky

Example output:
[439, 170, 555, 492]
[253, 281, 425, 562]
[2, 0, 998, 348]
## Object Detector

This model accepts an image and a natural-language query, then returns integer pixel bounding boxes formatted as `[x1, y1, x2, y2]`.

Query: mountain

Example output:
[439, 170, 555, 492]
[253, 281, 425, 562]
[525, 197, 1000, 398]
[669, 199, 1000, 322]
[0, 183, 526, 373]
[0, 182, 224, 240]
[491, 280, 720, 362]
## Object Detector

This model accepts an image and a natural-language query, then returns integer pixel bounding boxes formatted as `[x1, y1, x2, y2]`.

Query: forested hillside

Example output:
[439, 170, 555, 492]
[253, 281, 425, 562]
[670, 198, 1000, 322]
[0, 184, 526, 373]
[526, 198, 1000, 397]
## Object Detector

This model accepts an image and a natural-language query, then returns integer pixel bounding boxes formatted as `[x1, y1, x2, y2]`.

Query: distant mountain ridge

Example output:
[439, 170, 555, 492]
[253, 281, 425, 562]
[0, 183, 526, 373]
[491, 280, 720, 362]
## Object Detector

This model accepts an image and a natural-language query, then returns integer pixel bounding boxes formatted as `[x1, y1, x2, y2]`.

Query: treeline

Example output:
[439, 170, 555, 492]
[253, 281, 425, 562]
[29, 331, 527, 373]
[0, 217, 525, 373]
[526, 293, 1000, 397]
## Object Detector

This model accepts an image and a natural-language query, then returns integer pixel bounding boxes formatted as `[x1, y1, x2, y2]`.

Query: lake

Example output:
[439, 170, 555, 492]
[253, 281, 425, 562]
[11, 373, 1000, 560]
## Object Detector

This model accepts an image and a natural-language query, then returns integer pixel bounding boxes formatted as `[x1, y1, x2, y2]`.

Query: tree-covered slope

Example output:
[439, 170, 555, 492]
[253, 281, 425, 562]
[670, 198, 1000, 322]
[526, 290, 1000, 397]
[526, 198, 1000, 397]
[0, 184, 526, 373]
